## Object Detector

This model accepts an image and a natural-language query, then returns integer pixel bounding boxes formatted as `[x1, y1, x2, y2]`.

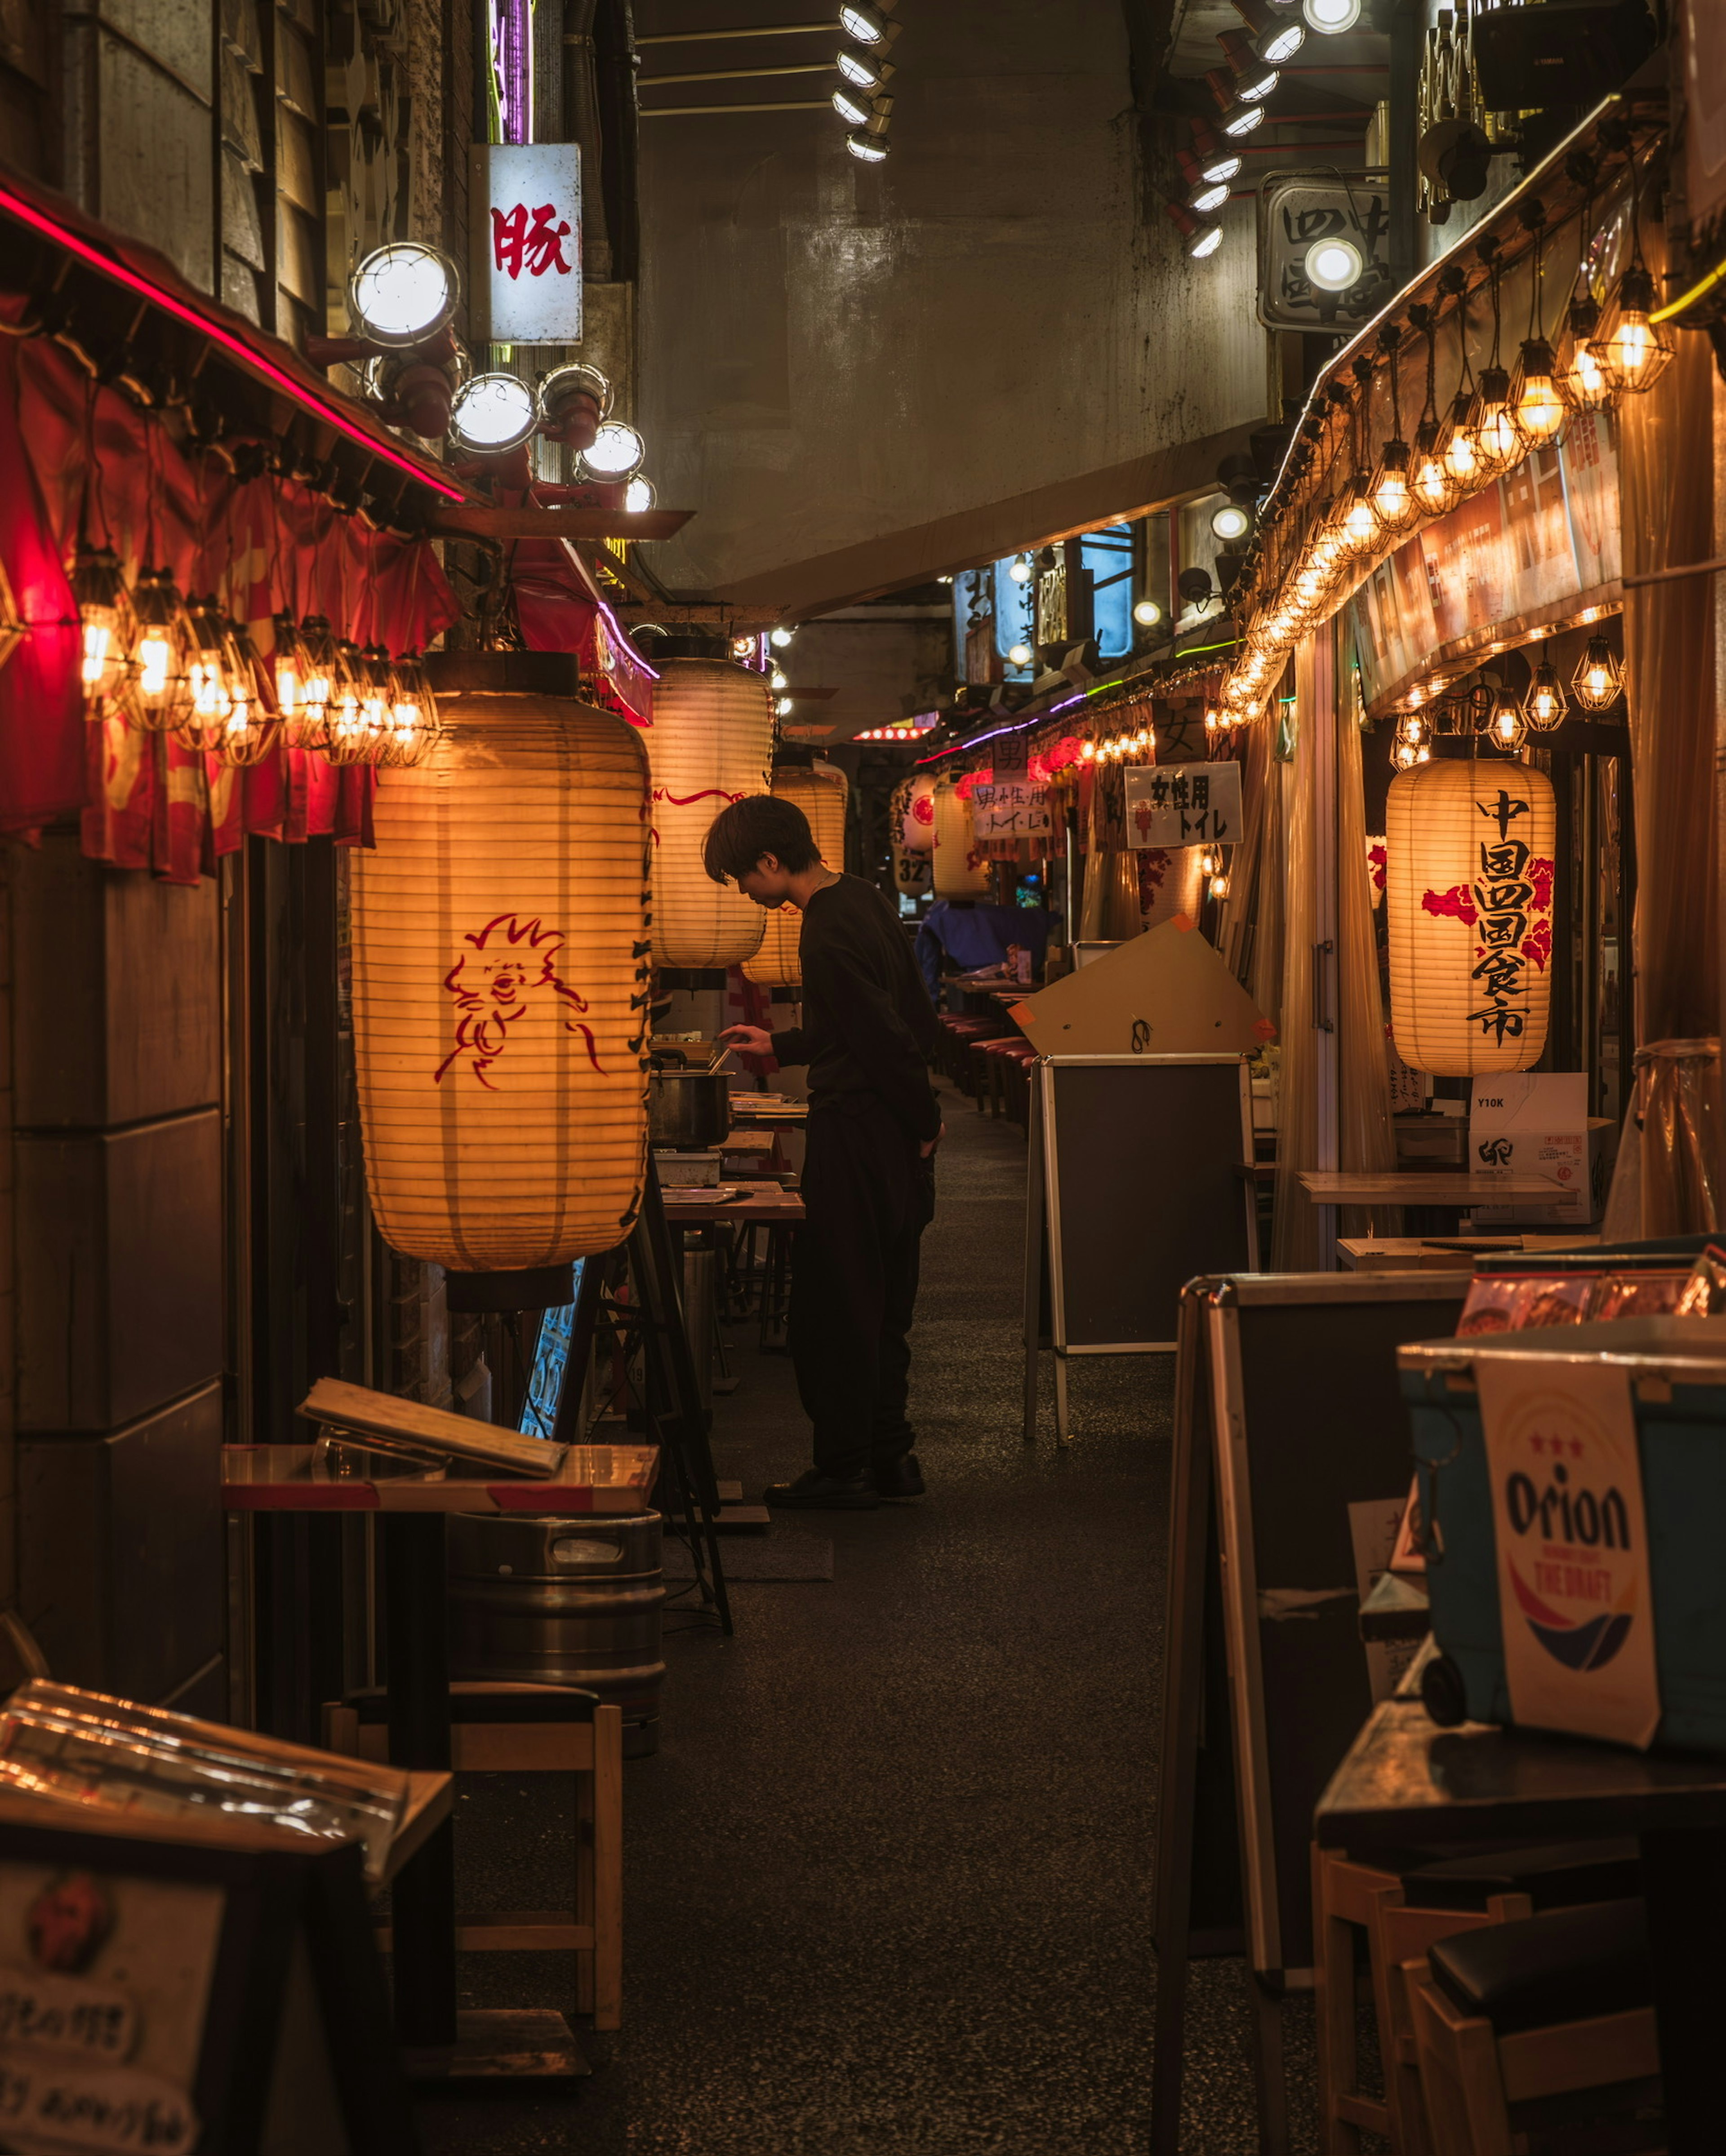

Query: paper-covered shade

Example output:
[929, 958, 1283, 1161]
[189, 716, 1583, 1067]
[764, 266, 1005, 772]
[743, 763, 850, 986]
[352, 687, 652, 1270]
[933, 779, 990, 896]
[647, 657, 774, 967]
[1386, 758, 1555, 1074]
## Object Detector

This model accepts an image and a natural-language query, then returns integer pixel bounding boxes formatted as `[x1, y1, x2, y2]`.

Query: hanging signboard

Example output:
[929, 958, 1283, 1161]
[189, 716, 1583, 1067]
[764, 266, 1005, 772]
[1256, 169, 1392, 333]
[970, 780, 1053, 840]
[471, 143, 583, 343]
[1347, 413, 1620, 712]
[1123, 762, 1242, 849]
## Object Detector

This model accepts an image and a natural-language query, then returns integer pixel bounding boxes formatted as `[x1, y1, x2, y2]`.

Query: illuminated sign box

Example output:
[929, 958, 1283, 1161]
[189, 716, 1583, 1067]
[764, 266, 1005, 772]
[470, 142, 583, 343]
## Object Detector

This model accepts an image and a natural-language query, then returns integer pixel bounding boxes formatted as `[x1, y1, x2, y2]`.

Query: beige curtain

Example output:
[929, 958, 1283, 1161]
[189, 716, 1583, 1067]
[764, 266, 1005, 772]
[1618, 267, 1722, 1235]
[1272, 644, 1322, 1270]
[1214, 722, 1273, 988]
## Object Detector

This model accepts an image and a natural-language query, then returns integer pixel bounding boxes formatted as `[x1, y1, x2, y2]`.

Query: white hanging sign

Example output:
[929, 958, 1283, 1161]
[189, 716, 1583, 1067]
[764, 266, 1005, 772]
[472, 143, 583, 343]
[1474, 1353, 1660, 1750]
[970, 781, 1052, 839]
[1123, 762, 1242, 849]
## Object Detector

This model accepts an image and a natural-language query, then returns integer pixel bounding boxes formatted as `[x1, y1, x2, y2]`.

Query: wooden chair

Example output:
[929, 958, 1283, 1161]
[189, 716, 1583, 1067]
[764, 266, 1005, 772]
[1405, 1897, 1658, 2156]
[325, 1680, 623, 2030]
[1313, 1839, 1641, 2155]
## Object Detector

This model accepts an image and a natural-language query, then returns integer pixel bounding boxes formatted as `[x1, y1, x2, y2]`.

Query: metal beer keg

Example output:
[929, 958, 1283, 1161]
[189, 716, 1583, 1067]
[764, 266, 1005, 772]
[448, 1511, 666, 1757]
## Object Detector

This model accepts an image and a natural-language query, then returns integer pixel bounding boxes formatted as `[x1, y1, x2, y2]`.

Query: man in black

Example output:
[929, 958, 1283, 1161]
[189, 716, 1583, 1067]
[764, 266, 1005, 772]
[708, 794, 943, 1510]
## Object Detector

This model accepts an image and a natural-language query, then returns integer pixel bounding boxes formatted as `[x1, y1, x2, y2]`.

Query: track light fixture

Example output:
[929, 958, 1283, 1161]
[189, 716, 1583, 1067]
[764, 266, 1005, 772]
[840, 0, 899, 48]
[836, 48, 892, 91]
[846, 130, 890, 161]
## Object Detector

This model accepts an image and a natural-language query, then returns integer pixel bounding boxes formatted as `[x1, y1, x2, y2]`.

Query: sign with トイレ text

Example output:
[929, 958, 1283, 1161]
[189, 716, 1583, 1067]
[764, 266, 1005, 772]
[1475, 1353, 1660, 1750]
[472, 143, 583, 343]
[970, 781, 1052, 840]
[1123, 762, 1242, 850]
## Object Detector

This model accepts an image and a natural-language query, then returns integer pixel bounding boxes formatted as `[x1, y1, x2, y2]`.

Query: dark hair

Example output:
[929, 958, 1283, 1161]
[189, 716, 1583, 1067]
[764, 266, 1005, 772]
[703, 794, 822, 883]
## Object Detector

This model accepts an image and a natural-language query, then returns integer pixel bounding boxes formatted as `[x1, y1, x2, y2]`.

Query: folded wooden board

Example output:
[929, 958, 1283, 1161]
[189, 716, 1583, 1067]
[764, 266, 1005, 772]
[299, 1376, 565, 1478]
[1009, 916, 1271, 1057]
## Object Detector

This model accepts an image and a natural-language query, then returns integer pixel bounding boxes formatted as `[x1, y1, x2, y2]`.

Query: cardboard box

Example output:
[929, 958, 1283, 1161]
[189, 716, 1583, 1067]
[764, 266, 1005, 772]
[1467, 1074, 1615, 1225]
[1009, 916, 1271, 1058]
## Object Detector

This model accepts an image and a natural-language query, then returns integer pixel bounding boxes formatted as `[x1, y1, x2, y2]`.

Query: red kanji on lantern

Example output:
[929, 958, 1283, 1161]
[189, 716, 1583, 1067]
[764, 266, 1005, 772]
[491, 202, 574, 281]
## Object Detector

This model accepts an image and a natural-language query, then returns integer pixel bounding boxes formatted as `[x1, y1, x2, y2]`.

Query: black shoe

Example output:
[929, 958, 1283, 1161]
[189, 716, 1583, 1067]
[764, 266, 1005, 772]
[764, 1469, 880, 1510]
[872, 1454, 925, 1499]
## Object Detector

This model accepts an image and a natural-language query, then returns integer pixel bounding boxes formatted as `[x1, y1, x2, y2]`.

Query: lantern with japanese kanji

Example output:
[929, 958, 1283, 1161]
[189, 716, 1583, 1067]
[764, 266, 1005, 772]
[901, 771, 937, 852]
[1386, 757, 1556, 1075]
[351, 656, 652, 1301]
[646, 657, 774, 967]
[933, 778, 990, 897]
[743, 762, 850, 987]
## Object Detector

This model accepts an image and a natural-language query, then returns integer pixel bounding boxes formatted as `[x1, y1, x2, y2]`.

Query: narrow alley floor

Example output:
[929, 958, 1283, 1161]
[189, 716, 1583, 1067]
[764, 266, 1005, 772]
[415, 1079, 1319, 2152]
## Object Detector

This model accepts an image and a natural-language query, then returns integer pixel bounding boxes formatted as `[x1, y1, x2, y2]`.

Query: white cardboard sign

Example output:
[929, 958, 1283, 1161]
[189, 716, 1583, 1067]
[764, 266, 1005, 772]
[1475, 1354, 1660, 1749]
[1123, 762, 1242, 849]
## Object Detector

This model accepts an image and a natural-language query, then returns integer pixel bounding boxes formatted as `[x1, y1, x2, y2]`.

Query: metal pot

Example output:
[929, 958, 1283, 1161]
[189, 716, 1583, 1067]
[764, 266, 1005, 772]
[648, 1060, 732, 1149]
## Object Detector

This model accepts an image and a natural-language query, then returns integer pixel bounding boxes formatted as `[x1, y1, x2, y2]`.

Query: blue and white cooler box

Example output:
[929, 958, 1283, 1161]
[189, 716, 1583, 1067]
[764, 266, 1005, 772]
[1401, 1316, 1726, 1753]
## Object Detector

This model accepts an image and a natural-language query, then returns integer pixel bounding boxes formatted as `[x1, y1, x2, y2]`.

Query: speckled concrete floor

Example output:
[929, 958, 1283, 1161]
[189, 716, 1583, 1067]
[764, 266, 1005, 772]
[414, 1081, 1321, 2152]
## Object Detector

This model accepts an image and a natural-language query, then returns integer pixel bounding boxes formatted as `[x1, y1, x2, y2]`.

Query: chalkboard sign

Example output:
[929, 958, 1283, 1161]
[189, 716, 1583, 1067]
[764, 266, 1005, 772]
[1023, 1056, 1256, 1442]
[1151, 1271, 1471, 2156]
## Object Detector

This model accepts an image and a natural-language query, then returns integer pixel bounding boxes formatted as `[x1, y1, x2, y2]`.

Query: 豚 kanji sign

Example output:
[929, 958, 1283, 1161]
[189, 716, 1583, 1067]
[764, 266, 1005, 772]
[1123, 762, 1242, 849]
[472, 143, 583, 343]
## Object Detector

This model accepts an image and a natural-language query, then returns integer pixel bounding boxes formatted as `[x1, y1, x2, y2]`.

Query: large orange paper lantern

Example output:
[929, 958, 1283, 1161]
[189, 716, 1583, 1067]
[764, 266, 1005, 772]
[933, 778, 990, 897]
[1386, 756, 1556, 1075]
[743, 762, 850, 986]
[351, 655, 652, 1294]
[647, 656, 774, 967]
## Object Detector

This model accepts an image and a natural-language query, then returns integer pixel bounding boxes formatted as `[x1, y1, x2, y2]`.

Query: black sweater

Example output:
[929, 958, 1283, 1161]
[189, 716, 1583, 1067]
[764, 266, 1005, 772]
[769, 875, 943, 1141]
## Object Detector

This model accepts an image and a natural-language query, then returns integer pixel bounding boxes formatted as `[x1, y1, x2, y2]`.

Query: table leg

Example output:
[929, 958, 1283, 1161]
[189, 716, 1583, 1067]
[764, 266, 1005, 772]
[1640, 1826, 1726, 2154]
[383, 1514, 455, 2048]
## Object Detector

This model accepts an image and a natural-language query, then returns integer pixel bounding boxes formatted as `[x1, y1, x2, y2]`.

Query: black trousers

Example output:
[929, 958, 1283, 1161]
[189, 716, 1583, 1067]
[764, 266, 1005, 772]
[790, 1096, 935, 1480]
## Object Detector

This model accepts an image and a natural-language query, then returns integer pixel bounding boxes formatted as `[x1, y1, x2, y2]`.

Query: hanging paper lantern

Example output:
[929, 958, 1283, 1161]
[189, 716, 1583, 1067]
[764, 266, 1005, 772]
[1386, 757, 1555, 1076]
[1137, 846, 1206, 931]
[646, 657, 774, 968]
[900, 771, 937, 852]
[350, 655, 652, 1299]
[743, 763, 850, 987]
[933, 777, 990, 896]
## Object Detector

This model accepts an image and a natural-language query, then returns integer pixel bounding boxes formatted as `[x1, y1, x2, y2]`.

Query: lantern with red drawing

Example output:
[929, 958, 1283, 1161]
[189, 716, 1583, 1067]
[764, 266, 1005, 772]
[1385, 758, 1555, 1075]
[349, 653, 652, 1305]
[900, 771, 937, 852]
[933, 776, 990, 897]
[743, 762, 850, 987]
[647, 656, 774, 968]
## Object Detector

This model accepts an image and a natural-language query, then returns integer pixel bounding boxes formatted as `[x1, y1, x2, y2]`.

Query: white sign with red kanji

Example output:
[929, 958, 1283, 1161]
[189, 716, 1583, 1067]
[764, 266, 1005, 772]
[473, 143, 583, 343]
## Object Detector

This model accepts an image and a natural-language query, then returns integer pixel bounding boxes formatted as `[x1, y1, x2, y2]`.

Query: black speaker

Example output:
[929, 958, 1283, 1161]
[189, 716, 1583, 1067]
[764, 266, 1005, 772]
[1470, 0, 1655, 112]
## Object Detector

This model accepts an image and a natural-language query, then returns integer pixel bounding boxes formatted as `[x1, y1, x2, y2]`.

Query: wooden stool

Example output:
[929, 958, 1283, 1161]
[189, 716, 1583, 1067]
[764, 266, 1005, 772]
[1406, 1898, 1657, 2156]
[325, 1680, 623, 2030]
[1313, 1839, 1642, 2155]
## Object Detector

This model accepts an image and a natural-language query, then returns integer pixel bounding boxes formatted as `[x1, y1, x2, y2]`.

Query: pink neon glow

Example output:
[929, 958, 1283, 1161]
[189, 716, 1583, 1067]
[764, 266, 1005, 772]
[0, 182, 466, 503]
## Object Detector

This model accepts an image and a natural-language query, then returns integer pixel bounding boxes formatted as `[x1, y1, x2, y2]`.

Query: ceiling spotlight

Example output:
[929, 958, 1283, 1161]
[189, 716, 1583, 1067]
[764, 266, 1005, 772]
[770, 668, 788, 691]
[347, 242, 461, 347]
[834, 86, 873, 125]
[1303, 0, 1361, 30]
[1188, 120, 1243, 185]
[840, 1, 897, 47]
[1133, 598, 1163, 627]
[1306, 235, 1364, 292]
[580, 418, 646, 479]
[623, 475, 656, 515]
[1257, 19, 1305, 63]
[448, 370, 538, 451]
[1218, 29, 1279, 99]
[536, 361, 612, 445]
[1009, 554, 1033, 583]
[1238, 63, 1279, 100]
[1220, 98, 1266, 138]
[847, 130, 890, 161]
[1188, 177, 1231, 214]
[1210, 502, 1252, 542]
[770, 626, 796, 648]
[1189, 222, 1224, 259]
[1008, 642, 1034, 667]
[836, 48, 892, 90]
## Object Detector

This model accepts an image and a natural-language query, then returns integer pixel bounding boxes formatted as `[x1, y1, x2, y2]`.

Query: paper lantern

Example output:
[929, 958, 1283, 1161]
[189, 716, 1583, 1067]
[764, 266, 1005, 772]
[1138, 845, 1206, 931]
[1386, 758, 1555, 1075]
[351, 657, 652, 1296]
[743, 763, 850, 987]
[901, 772, 937, 852]
[646, 657, 774, 967]
[933, 778, 990, 897]
[892, 837, 932, 899]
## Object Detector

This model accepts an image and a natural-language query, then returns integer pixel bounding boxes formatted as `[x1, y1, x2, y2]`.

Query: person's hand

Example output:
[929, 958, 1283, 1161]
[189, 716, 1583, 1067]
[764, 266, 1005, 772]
[919, 1122, 946, 1160]
[719, 1024, 773, 1056]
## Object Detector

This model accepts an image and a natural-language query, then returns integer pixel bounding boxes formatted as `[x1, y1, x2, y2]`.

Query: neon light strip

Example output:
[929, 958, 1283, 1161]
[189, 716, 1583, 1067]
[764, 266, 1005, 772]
[0, 182, 467, 503]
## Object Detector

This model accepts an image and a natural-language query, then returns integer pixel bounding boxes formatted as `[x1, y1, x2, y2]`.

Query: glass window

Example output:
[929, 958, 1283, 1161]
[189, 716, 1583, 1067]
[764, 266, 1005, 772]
[1081, 524, 1134, 660]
